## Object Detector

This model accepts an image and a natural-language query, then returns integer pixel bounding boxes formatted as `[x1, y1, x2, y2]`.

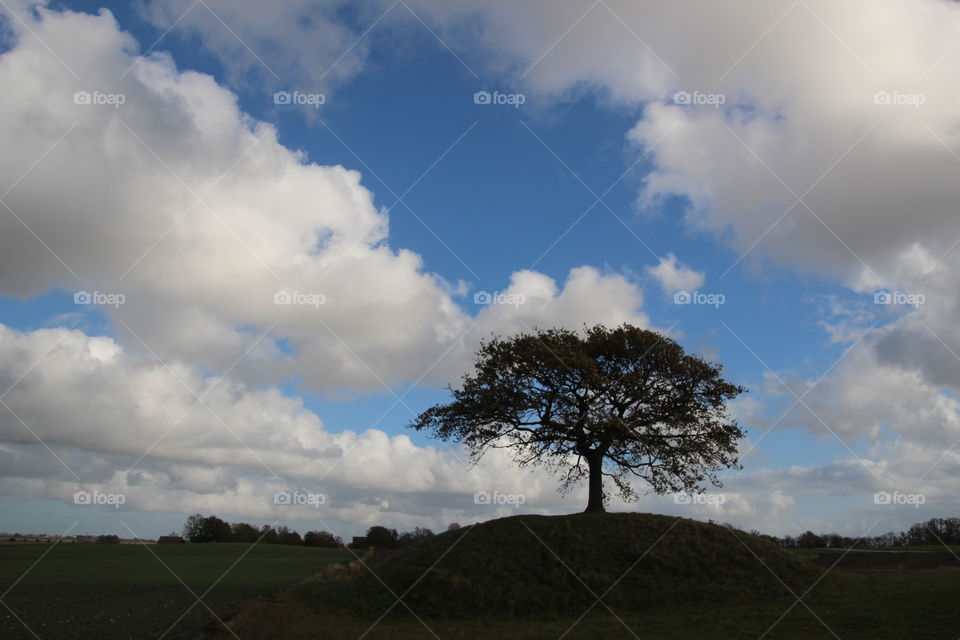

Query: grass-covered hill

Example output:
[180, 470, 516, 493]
[309, 512, 828, 619]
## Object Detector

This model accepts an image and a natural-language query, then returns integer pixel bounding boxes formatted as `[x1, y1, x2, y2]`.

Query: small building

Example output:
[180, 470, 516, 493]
[350, 536, 368, 548]
[158, 536, 185, 544]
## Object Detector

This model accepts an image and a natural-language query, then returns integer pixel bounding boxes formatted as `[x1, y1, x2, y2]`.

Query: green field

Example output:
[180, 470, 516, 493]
[217, 551, 960, 640]
[211, 519, 960, 640]
[0, 542, 349, 640]
[216, 570, 960, 640]
[2, 531, 959, 639]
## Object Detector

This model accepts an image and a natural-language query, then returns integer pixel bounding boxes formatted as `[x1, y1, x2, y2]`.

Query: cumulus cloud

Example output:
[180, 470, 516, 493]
[154, 0, 960, 289]
[646, 253, 705, 294]
[0, 323, 579, 528]
[0, 4, 650, 393]
[0, 5, 663, 530]
[406, 0, 960, 531]
[6, 0, 960, 536]
[2, 321, 945, 536]
[137, 0, 374, 94]
[7, 323, 840, 533]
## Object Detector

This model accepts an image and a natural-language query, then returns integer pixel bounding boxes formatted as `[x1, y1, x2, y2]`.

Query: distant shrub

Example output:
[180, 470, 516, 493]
[303, 531, 342, 548]
[365, 526, 399, 549]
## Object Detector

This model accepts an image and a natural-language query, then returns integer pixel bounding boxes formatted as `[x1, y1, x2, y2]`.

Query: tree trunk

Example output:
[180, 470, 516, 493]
[584, 451, 605, 513]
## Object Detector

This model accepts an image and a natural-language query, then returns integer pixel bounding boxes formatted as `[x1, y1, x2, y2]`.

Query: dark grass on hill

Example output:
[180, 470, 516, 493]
[298, 513, 830, 619]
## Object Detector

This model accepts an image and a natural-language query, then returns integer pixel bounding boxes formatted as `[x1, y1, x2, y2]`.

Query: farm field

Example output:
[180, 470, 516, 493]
[218, 560, 960, 640]
[0, 542, 349, 640]
[1, 524, 959, 639]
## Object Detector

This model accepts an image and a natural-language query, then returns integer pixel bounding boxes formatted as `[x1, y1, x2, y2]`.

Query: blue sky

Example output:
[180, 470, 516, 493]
[1, 0, 957, 539]
[10, 0, 849, 441]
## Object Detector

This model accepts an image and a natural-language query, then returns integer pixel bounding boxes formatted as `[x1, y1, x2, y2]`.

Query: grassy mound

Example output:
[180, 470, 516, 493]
[306, 513, 828, 619]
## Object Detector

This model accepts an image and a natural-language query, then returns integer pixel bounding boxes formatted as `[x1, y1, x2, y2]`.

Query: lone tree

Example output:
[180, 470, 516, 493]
[410, 324, 745, 513]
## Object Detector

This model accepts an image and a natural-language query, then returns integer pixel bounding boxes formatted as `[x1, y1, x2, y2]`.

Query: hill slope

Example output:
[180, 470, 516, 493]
[312, 513, 827, 618]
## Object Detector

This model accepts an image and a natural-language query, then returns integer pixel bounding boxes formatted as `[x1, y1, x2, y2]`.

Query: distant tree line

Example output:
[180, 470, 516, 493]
[180, 514, 458, 549]
[351, 525, 439, 549]
[181, 514, 341, 547]
[772, 517, 960, 549]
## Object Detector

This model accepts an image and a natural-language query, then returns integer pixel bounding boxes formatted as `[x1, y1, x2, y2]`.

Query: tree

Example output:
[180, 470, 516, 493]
[410, 324, 745, 513]
[183, 515, 232, 543]
[303, 530, 342, 548]
[183, 514, 205, 542]
[798, 531, 824, 548]
[365, 526, 399, 548]
[398, 527, 435, 548]
[276, 526, 303, 546]
[95, 534, 120, 544]
[260, 525, 279, 545]
[231, 522, 261, 543]
[201, 515, 232, 542]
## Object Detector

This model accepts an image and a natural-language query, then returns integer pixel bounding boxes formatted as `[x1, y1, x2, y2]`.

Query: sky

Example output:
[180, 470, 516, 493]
[1, 0, 959, 541]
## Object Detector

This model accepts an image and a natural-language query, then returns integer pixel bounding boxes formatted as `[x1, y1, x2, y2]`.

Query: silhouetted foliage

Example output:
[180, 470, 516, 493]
[276, 526, 303, 546]
[398, 527, 434, 548]
[230, 522, 261, 543]
[410, 324, 745, 512]
[183, 513, 205, 542]
[95, 534, 120, 544]
[183, 514, 231, 542]
[303, 530, 342, 548]
[797, 531, 825, 548]
[260, 525, 279, 545]
[774, 517, 960, 549]
[365, 526, 400, 548]
[183, 516, 282, 544]
[202, 515, 232, 542]
[178, 514, 451, 551]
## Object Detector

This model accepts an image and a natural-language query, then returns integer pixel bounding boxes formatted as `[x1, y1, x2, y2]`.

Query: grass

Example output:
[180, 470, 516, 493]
[314, 513, 828, 619]
[0, 542, 349, 640]
[4, 515, 960, 639]
[215, 514, 960, 639]
[216, 570, 960, 640]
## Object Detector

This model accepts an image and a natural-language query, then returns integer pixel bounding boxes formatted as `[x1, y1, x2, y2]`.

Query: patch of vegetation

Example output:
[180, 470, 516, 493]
[0, 542, 349, 640]
[300, 513, 827, 619]
[215, 514, 960, 639]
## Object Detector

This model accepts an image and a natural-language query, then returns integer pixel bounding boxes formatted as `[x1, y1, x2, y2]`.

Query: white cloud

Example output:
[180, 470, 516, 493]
[156, 0, 960, 289]
[0, 6, 661, 531]
[0, 323, 582, 528]
[0, 5, 650, 393]
[646, 253, 704, 294]
[4, 319, 951, 536]
[5, 1, 960, 537]
[138, 0, 372, 94]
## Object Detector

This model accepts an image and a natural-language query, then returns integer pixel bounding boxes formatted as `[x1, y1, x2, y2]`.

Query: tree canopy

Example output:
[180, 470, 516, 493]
[410, 324, 745, 512]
